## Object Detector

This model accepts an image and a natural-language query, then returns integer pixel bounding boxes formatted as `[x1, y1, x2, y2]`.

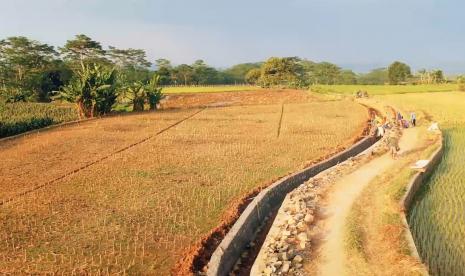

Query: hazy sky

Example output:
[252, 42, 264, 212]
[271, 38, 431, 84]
[1, 0, 464, 72]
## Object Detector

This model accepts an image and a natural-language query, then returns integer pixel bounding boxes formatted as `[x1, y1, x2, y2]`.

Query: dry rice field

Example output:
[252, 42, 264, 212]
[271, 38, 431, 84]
[0, 90, 368, 274]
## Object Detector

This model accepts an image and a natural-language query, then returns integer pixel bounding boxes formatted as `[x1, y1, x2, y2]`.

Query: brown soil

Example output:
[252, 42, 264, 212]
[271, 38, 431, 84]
[172, 186, 264, 276]
[161, 89, 316, 110]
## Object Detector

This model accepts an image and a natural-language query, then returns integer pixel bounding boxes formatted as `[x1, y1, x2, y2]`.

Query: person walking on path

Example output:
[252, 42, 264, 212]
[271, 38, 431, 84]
[410, 112, 417, 127]
[388, 130, 400, 159]
[396, 111, 403, 126]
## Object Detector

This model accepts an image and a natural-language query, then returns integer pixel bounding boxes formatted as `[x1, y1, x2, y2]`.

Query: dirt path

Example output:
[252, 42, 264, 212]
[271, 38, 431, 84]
[310, 127, 420, 276]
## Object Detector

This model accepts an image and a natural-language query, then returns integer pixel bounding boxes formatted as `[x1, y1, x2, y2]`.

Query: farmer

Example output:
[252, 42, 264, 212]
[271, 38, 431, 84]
[377, 125, 385, 137]
[396, 111, 403, 126]
[388, 130, 400, 159]
[402, 118, 410, 128]
[410, 112, 417, 127]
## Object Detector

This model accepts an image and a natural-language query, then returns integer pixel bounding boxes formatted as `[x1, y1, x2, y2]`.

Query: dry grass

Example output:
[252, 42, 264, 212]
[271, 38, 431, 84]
[0, 90, 368, 274]
[162, 85, 260, 94]
[0, 109, 196, 202]
[160, 89, 317, 109]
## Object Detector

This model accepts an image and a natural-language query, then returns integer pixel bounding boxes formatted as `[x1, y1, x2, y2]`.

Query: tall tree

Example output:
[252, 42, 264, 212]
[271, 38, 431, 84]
[224, 62, 262, 84]
[431, 69, 445, 83]
[172, 64, 193, 85]
[191, 60, 220, 85]
[155, 58, 172, 85]
[245, 68, 261, 85]
[60, 34, 107, 70]
[358, 68, 388, 85]
[36, 60, 73, 102]
[107, 47, 151, 69]
[0, 36, 57, 101]
[388, 61, 411, 84]
[108, 47, 152, 86]
[309, 62, 341, 85]
[337, 70, 358, 84]
[260, 57, 305, 87]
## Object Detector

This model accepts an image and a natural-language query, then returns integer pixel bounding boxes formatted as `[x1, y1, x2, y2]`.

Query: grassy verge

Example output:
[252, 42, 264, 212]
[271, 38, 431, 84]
[311, 84, 457, 95]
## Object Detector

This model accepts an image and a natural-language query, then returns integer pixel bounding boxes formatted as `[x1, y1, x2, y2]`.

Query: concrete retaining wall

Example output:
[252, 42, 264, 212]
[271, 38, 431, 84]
[207, 132, 378, 276]
[400, 133, 444, 264]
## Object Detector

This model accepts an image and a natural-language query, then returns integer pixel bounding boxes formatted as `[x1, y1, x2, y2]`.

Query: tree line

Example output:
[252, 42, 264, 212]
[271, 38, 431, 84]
[0, 34, 451, 113]
[0, 34, 263, 105]
[245, 58, 448, 87]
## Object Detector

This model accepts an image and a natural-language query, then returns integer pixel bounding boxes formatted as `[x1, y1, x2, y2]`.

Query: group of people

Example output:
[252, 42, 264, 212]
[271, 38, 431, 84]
[355, 90, 369, 98]
[374, 110, 417, 159]
[397, 111, 416, 128]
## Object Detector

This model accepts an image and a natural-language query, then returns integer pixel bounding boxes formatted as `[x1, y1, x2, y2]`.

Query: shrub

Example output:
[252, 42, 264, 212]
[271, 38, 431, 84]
[123, 75, 164, 112]
[457, 76, 465, 92]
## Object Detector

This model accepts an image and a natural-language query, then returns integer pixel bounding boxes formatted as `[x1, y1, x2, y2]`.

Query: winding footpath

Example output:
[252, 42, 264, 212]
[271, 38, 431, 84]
[310, 127, 420, 275]
[251, 125, 422, 276]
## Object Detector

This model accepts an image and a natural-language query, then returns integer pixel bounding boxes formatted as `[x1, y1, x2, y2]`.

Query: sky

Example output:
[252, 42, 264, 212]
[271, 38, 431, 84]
[1, 0, 465, 73]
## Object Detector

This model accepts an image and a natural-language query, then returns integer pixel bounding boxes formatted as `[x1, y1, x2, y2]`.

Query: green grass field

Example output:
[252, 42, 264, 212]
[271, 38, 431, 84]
[376, 92, 465, 275]
[162, 85, 260, 94]
[310, 84, 457, 95]
[0, 103, 78, 138]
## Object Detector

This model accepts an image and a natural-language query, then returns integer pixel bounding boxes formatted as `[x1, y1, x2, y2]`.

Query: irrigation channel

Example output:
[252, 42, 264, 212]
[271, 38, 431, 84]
[408, 126, 465, 276]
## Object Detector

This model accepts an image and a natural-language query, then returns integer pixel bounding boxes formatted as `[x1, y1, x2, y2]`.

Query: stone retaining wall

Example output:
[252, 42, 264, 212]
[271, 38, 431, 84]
[206, 131, 378, 276]
[400, 133, 444, 264]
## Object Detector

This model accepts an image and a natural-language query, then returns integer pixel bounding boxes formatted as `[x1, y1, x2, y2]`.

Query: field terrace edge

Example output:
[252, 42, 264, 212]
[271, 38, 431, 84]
[400, 130, 444, 271]
[206, 109, 379, 276]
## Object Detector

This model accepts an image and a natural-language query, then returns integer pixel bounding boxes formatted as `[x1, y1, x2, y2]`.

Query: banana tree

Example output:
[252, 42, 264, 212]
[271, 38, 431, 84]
[125, 81, 146, 112]
[146, 75, 164, 110]
[55, 64, 118, 118]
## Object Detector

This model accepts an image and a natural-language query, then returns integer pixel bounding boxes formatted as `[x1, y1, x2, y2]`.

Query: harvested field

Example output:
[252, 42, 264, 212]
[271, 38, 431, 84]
[163, 85, 260, 94]
[160, 89, 317, 109]
[0, 109, 196, 202]
[0, 90, 368, 274]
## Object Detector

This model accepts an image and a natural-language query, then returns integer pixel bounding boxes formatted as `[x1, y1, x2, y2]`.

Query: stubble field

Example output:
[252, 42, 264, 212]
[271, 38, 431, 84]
[0, 90, 368, 274]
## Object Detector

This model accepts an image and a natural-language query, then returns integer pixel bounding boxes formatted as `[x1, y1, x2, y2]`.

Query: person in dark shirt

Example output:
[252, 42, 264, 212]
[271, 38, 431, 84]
[410, 112, 417, 127]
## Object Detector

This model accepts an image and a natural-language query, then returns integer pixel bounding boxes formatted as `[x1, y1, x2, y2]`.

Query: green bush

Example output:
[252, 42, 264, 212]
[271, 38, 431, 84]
[0, 103, 78, 138]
